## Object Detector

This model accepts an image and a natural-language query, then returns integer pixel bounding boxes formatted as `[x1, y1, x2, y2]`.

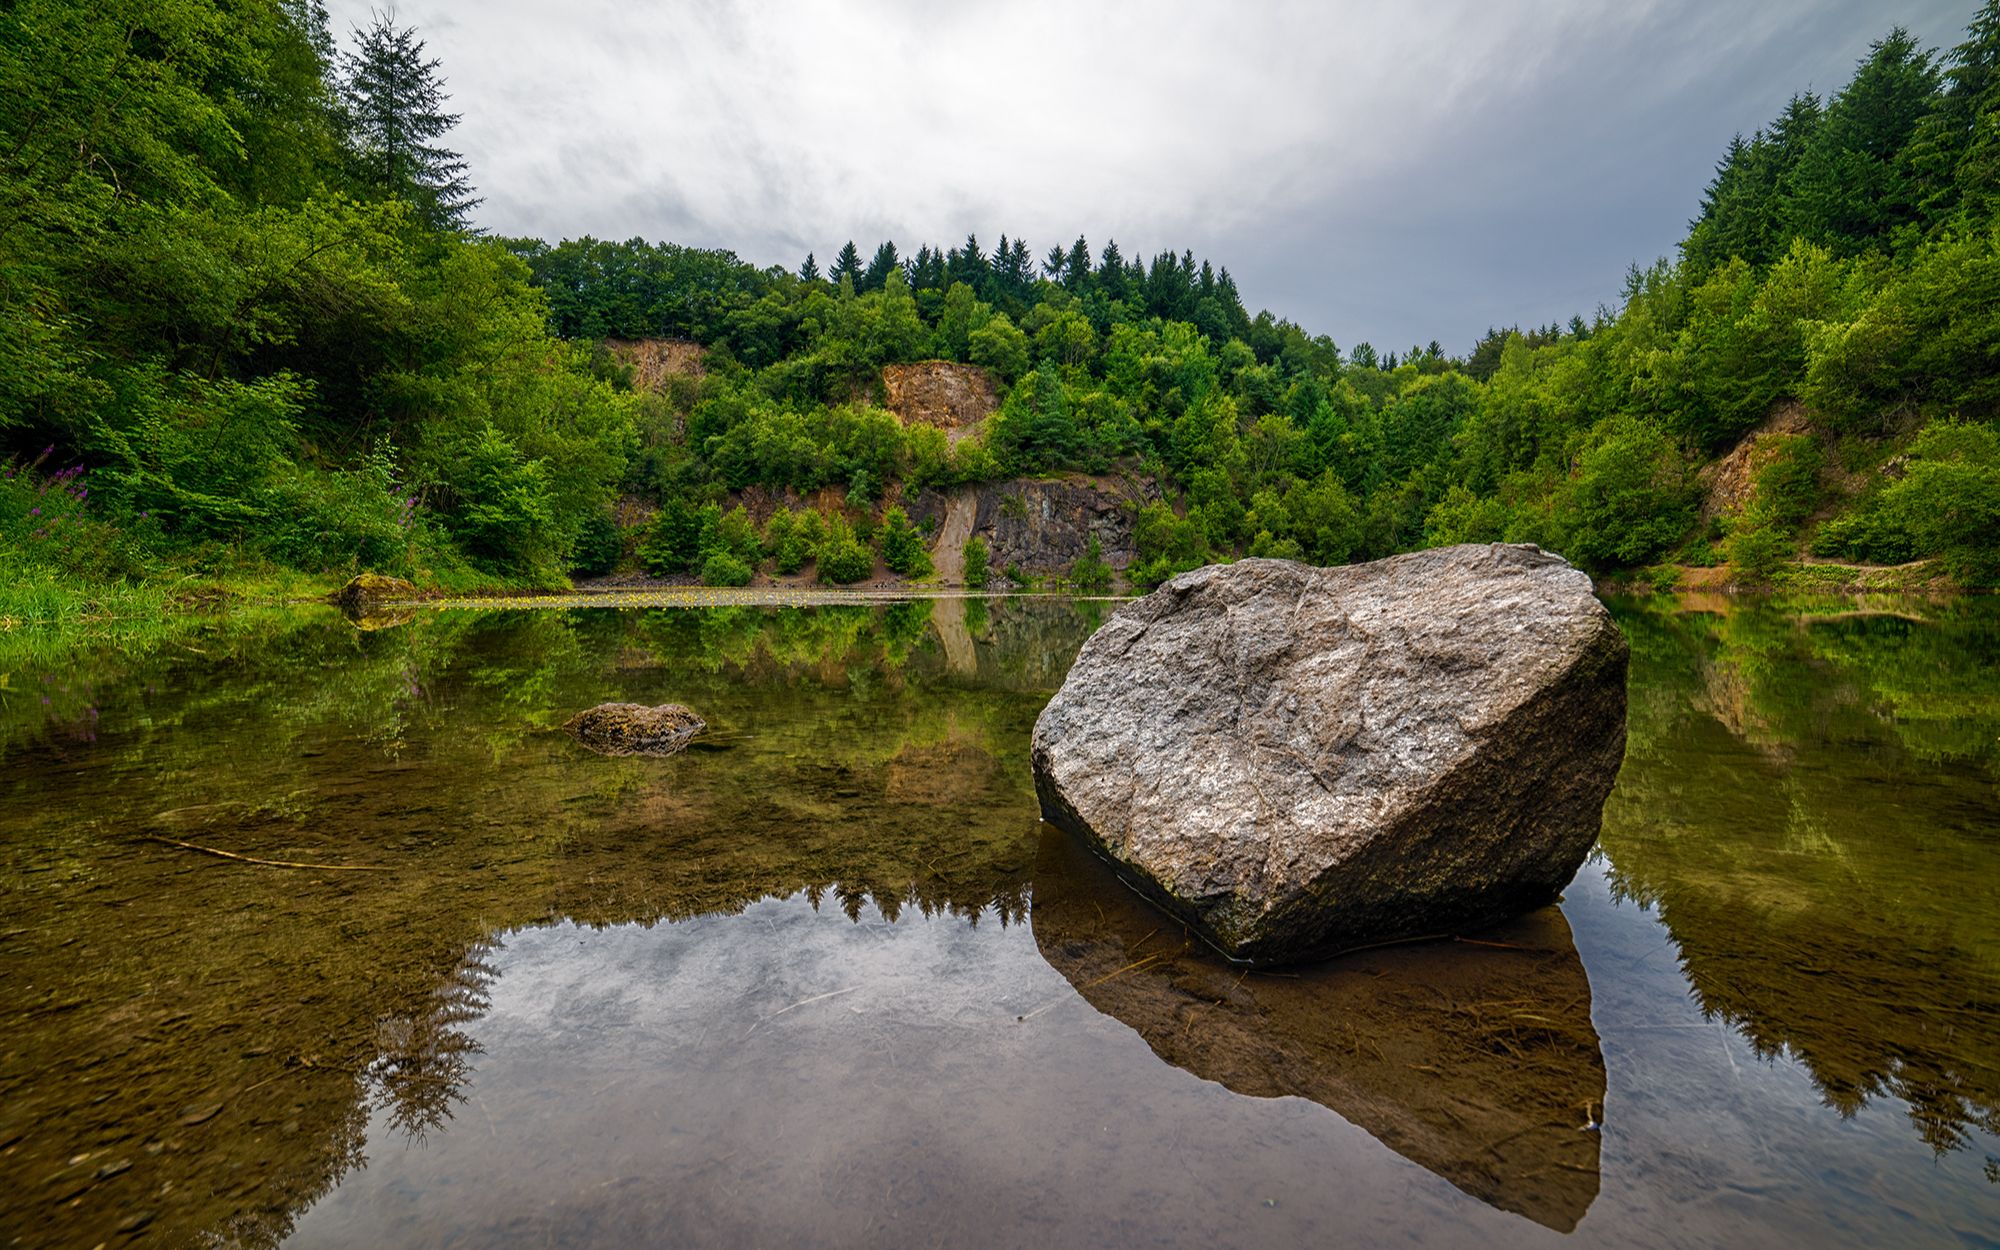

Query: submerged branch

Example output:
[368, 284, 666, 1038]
[141, 834, 392, 872]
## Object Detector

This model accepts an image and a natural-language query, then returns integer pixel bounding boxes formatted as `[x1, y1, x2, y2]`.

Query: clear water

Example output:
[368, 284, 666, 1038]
[0, 594, 1995, 1248]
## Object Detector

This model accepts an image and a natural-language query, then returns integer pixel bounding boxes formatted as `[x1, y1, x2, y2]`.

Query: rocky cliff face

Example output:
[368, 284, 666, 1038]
[605, 338, 706, 390]
[910, 474, 1158, 578]
[881, 362, 996, 443]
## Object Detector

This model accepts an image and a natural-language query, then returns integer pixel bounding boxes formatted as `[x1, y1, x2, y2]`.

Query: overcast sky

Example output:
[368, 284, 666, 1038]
[325, 0, 1971, 354]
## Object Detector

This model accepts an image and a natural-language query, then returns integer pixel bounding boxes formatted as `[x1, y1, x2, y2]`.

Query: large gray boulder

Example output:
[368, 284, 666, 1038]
[1030, 545, 1628, 964]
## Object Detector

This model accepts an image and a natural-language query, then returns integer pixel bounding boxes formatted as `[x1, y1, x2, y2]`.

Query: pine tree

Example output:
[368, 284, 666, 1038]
[1043, 243, 1069, 281]
[947, 233, 987, 294]
[340, 14, 480, 231]
[1907, 1, 2000, 224]
[830, 240, 864, 286]
[1780, 28, 1941, 255]
[907, 244, 946, 291]
[798, 252, 821, 282]
[1063, 236, 1092, 292]
[861, 240, 900, 291]
[1097, 239, 1126, 301]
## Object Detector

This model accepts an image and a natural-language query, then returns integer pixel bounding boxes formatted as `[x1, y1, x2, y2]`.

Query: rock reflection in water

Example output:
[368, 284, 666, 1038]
[1031, 825, 1606, 1232]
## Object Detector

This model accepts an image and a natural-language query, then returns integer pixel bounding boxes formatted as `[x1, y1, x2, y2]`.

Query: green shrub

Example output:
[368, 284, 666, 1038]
[569, 508, 622, 577]
[706, 504, 761, 564]
[879, 506, 932, 577]
[1750, 434, 1823, 531]
[962, 534, 989, 587]
[1809, 505, 1916, 564]
[640, 499, 717, 575]
[1550, 416, 1698, 571]
[1, 454, 147, 581]
[816, 515, 874, 584]
[1248, 529, 1303, 560]
[700, 550, 753, 586]
[440, 425, 558, 573]
[1068, 534, 1113, 590]
[1722, 508, 1792, 581]
[1879, 418, 2000, 582]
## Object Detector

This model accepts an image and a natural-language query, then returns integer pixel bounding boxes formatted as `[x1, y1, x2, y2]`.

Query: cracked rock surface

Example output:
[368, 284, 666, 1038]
[1031, 545, 1629, 964]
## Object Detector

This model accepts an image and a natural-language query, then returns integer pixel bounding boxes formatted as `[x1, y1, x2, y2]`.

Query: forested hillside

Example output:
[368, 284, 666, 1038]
[4, 1, 1999, 619]
[0, 0, 637, 618]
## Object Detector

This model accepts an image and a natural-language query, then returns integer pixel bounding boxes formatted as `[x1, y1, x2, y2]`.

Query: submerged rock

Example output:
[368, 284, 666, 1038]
[563, 703, 706, 758]
[334, 573, 417, 618]
[1031, 545, 1628, 964]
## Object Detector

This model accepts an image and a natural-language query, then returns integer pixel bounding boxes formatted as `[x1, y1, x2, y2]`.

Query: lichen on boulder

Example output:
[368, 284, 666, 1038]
[563, 703, 706, 758]
[333, 573, 417, 619]
[1030, 544, 1629, 965]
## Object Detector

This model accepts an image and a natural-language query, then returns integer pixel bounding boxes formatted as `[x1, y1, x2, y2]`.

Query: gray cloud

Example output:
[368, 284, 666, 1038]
[327, 0, 1972, 352]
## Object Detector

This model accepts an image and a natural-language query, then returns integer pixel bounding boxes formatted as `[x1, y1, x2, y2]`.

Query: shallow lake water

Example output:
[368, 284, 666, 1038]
[1, 593, 1995, 1248]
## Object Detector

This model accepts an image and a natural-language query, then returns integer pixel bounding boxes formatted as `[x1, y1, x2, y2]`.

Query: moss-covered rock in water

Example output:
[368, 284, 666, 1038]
[334, 573, 418, 618]
[562, 702, 706, 757]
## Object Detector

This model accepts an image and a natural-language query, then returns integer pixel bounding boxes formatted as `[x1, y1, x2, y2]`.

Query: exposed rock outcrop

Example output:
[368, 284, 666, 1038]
[605, 338, 706, 390]
[563, 703, 706, 758]
[881, 362, 997, 444]
[1031, 545, 1629, 964]
[910, 474, 1156, 578]
[1697, 401, 1809, 520]
[334, 573, 416, 619]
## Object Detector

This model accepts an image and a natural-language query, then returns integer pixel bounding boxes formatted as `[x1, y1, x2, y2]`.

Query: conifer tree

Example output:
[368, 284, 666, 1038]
[861, 240, 900, 292]
[947, 233, 988, 294]
[341, 13, 480, 231]
[1063, 236, 1093, 291]
[1907, 1, 2000, 223]
[1780, 28, 1940, 254]
[830, 241, 864, 286]
[798, 252, 821, 282]
[1097, 239, 1127, 301]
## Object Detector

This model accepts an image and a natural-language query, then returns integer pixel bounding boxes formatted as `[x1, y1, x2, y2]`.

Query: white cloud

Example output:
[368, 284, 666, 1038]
[325, 0, 1973, 349]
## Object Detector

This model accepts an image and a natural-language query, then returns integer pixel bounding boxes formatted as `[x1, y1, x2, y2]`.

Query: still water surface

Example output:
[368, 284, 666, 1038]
[0, 594, 1995, 1248]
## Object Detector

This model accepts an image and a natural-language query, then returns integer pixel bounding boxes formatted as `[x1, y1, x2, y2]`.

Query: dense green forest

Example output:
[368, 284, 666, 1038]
[4, 0, 2000, 622]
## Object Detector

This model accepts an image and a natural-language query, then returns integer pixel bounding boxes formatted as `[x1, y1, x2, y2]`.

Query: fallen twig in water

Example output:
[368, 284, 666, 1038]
[1453, 936, 1537, 951]
[1017, 952, 1170, 1022]
[744, 985, 860, 1037]
[142, 834, 391, 871]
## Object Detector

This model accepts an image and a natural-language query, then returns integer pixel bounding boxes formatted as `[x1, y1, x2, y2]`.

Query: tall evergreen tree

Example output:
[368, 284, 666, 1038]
[861, 240, 900, 292]
[798, 252, 821, 282]
[1781, 29, 1941, 254]
[1063, 236, 1092, 292]
[947, 233, 988, 294]
[906, 244, 947, 292]
[1097, 239, 1127, 301]
[829, 240, 864, 286]
[340, 13, 480, 231]
[1907, 1, 2000, 224]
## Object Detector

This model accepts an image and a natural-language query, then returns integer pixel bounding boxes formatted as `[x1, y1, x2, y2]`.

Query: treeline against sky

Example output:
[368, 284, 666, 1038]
[3, 1, 1998, 603]
[514, 8, 2000, 586]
